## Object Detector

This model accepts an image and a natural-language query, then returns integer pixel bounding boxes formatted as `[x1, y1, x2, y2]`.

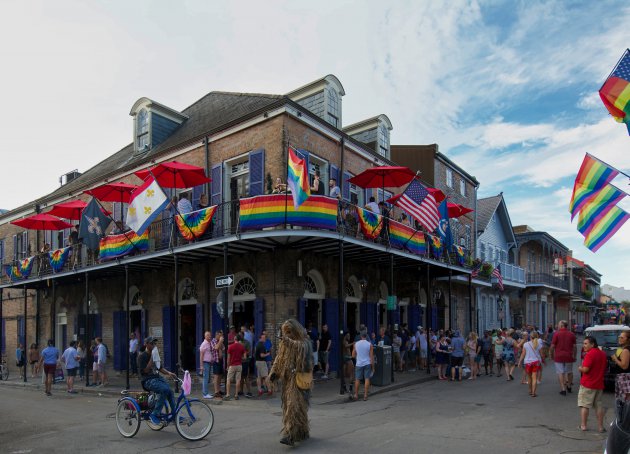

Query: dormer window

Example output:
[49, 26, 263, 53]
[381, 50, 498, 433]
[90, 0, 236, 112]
[137, 109, 149, 151]
[378, 124, 390, 158]
[327, 88, 340, 127]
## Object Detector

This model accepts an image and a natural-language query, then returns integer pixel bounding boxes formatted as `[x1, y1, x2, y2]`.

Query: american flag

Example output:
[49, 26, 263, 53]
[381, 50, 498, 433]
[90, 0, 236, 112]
[397, 179, 440, 232]
[492, 264, 504, 291]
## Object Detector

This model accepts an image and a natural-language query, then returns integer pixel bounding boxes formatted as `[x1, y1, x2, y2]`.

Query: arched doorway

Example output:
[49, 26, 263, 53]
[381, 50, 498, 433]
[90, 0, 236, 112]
[302, 269, 326, 332]
[231, 272, 257, 330]
[176, 277, 200, 372]
[345, 275, 362, 337]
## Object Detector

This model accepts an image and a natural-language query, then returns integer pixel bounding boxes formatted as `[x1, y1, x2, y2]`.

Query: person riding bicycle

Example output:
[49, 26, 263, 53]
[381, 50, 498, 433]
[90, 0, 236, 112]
[138, 336, 177, 426]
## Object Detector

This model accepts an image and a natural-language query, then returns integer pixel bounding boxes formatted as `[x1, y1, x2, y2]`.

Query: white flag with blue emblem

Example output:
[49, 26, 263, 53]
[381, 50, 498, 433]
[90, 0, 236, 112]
[126, 176, 169, 235]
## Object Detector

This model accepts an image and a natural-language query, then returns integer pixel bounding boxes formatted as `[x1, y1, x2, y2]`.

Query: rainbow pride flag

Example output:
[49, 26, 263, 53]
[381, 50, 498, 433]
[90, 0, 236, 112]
[4, 264, 22, 281]
[287, 147, 311, 210]
[239, 195, 337, 231]
[4, 256, 35, 281]
[388, 220, 426, 255]
[175, 206, 217, 240]
[48, 247, 70, 272]
[569, 154, 619, 220]
[98, 231, 149, 261]
[599, 49, 630, 135]
[357, 207, 383, 239]
[429, 234, 442, 259]
[454, 245, 466, 266]
[577, 184, 625, 236]
[584, 206, 630, 252]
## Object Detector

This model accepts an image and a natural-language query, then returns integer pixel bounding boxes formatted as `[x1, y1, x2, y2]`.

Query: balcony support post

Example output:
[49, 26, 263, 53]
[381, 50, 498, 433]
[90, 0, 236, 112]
[338, 240, 345, 394]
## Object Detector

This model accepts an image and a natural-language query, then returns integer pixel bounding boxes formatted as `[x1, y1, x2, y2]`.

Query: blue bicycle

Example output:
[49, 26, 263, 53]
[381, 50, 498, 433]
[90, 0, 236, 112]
[116, 376, 214, 440]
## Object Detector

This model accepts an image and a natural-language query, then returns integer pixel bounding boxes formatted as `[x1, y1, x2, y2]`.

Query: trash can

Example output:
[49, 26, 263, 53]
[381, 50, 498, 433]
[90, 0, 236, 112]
[372, 345, 392, 386]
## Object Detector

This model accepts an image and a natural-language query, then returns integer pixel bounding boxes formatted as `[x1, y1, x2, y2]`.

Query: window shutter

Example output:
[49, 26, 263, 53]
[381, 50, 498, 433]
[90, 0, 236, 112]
[329, 165, 339, 193]
[196, 303, 204, 371]
[0, 239, 4, 264]
[295, 149, 310, 186]
[342, 171, 351, 201]
[17, 316, 25, 347]
[113, 311, 126, 371]
[248, 148, 265, 196]
[254, 298, 264, 340]
[12, 235, 17, 261]
[162, 306, 177, 371]
[365, 188, 372, 204]
[192, 184, 203, 211]
[211, 164, 223, 235]
[297, 298, 306, 327]
[1, 318, 5, 354]
[323, 298, 339, 373]
[22, 231, 28, 257]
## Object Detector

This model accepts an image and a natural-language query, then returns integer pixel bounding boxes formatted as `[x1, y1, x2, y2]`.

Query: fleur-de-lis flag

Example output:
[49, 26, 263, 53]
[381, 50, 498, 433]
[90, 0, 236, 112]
[79, 197, 112, 250]
[126, 176, 168, 235]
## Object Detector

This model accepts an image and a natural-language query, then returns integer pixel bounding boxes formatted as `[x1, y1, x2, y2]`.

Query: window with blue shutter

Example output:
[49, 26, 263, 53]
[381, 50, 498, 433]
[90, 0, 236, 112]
[113, 311, 127, 370]
[254, 298, 264, 340]
[1, 318, 5, 354]
[0, 239, 4, 264]
[162, 306, 176, 371]
[329, 165, 339, 194]
[192, 184, 204, 211]
[211, 164, 223, 235]
[94, 313, 102, 338]
[342, 171, 351, 201]
[295, 149, 310, 185]
[323, 299, 339, 373]
[17, 316, 25, 347]
[12, 235, 17, 261]
[248, 149, 265, 196]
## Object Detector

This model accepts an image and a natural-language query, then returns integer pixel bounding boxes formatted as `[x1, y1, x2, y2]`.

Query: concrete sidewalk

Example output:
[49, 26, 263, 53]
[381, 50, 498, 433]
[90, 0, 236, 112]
[0, 366, 437, 404]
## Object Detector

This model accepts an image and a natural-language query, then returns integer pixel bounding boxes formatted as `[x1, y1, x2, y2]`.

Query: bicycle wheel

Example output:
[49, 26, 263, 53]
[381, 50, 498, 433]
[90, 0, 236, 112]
[175, 399, 214, 441]
[116, 399, 141, 438]
[1, 365, 9, 381]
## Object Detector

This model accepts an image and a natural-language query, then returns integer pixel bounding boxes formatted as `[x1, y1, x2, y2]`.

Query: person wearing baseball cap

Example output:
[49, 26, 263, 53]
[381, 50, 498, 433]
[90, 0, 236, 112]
[137, 336, 177, 426]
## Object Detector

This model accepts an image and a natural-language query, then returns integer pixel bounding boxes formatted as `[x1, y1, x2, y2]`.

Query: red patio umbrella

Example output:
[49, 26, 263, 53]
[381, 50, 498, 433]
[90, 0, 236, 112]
[447, 202, 474, 218]
[84, 182, 139, 221]
[134, 161, 211, 189]
[348, 166, 415, 202]
[11, 214, 74, 230]
[84, 182, 139, 204]
[46, 200, 111, 221]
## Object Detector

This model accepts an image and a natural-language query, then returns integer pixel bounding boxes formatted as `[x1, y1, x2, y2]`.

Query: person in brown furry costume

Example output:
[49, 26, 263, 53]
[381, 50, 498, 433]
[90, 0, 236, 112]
[269, 319, 314, 446]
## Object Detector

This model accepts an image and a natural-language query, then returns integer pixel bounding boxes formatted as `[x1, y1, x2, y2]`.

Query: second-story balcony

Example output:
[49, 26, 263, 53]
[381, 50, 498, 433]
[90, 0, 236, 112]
[526, 272, 569, 291]
[498, 262, 526, 286]
[1, 195, 476, 287]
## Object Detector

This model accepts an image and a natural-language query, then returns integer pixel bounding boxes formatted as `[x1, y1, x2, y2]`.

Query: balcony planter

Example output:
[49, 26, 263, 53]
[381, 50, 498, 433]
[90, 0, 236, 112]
[480, 262, 494, 278]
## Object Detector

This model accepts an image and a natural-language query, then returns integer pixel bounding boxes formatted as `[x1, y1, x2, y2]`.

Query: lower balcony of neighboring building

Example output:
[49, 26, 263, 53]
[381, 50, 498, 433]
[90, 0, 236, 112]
[526, 273, 568, 291]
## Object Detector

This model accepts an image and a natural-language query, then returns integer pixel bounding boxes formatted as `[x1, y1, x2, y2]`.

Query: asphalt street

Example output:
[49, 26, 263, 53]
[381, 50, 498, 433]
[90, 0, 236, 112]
[0, 370, 613, 454]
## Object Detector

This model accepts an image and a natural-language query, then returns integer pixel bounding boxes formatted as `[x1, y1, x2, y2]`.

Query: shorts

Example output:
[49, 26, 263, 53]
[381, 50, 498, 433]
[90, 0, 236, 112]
[212, 362, 224, 375]
[494, 350, 503, 361]
[525, 361, 541, 375]
[227, 365, 242, 384]
[319, 351, 329, 366]
[92, 362, 99, 372]
[474, 354, 482, 364]
[355, 365, 373, 381]
[451, 356, 464, 367]
[420, 348, 428, 359]
[66, 367, 77, 377]
[578, 386, 604, 409]
[44, 364, 56, 376]
[554, 362, 573, 374]
[256, 361, 269, 378]
[97, 362, 106, 373]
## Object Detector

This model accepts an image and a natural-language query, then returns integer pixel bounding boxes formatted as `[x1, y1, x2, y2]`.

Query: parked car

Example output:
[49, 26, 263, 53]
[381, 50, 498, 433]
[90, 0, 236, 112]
[584, 324, 630, 390]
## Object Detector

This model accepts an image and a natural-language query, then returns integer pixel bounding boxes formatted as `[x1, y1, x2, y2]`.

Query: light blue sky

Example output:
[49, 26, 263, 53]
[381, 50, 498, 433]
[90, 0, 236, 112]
[0, 1, 628, 286]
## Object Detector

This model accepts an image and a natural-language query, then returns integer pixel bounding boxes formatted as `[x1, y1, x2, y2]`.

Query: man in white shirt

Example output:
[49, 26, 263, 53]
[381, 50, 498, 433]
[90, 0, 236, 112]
[96, 337, 108, 386]
[417, 327, 428, 370]
[352, 330, 374, 402]
[129, 332, 139, 377]
[365, 197, 379, 213]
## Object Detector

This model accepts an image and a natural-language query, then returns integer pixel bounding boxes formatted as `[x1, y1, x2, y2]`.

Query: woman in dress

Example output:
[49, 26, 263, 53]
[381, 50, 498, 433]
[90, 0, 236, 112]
[435, 334, 450, 380]
[518, 331, 544, 397]
[612, 330, 630, 404]
[466, 332, 480, 380]
[342, 332, 355, 395]
[501, 329, 517, 381]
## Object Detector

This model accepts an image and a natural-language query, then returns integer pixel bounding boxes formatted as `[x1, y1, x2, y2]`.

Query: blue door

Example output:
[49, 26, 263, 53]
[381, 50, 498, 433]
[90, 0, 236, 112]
[323, 298, 339, 374]
[162, 306, 177, 372]
[113, 311, 127, 371]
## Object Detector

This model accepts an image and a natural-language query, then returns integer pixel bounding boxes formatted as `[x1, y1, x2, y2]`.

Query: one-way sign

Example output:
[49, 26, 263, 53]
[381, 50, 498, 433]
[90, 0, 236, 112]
[215, 274, 234, 288]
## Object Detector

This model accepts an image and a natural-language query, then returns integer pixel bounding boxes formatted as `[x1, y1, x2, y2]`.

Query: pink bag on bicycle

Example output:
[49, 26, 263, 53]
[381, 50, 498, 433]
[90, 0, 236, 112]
[182, 370, 191, 396]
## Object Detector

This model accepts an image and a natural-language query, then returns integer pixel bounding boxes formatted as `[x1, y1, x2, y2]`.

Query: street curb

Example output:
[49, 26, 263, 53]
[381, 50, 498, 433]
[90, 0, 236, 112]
[0, 380, 126, 397]
[315, 373, 436, 405]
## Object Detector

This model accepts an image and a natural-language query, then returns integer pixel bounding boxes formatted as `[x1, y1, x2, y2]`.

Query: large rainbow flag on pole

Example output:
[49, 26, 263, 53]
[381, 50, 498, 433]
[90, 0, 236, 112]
[577, 184, 626, 236]
[175, 206, 217, 240]
[356, 207, 383, 239]
[583, 206, 630, 252]
[98, 231, 149, 261]
[239, 195, 337, 231]
[286, 147, 311, 210]
[599, 49, 630, 135]
[569, 153, 619, 220]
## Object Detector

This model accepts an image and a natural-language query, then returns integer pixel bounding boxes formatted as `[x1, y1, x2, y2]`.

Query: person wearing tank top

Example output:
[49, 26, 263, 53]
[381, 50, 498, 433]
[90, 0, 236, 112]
[613, 330, 630, 403]
[352, 331, 374, 402]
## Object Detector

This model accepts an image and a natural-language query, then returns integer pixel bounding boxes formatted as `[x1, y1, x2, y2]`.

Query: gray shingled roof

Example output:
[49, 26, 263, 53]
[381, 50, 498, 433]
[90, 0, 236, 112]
[4, 92, 283, 215]
[477, 194, 502, 233]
